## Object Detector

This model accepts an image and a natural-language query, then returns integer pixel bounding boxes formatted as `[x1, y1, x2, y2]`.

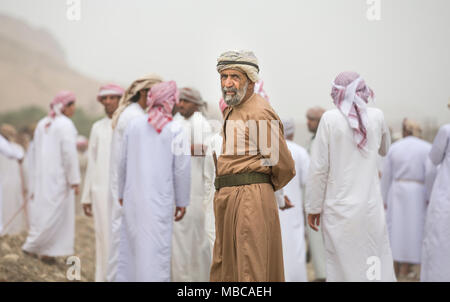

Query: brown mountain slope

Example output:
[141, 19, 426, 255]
[0, 15, 102, 114]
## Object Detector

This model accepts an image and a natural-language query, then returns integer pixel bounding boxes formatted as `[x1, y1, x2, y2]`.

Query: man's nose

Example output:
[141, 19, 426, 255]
[224, 77, 234, 88]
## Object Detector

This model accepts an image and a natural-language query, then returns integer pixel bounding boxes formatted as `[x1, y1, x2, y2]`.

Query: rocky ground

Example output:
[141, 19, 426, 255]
[0, 215, 95, 282]
[0, 213, 418, 282]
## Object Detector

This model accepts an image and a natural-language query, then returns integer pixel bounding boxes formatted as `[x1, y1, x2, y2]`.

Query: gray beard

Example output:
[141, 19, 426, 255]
[223, 81, 248, 106]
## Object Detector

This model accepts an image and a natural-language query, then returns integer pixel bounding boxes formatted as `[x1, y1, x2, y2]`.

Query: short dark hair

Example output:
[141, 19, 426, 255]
[130, 93, 140, 103]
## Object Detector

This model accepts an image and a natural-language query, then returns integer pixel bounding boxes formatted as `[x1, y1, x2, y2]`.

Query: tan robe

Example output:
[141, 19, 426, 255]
[210, 93, 295, 282]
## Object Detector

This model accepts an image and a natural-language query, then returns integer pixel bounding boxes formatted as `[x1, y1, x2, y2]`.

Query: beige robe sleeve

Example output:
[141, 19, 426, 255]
[262, 112, 296, 191]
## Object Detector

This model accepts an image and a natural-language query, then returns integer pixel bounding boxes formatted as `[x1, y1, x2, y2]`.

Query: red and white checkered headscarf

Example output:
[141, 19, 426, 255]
[97, 84, 124, 102]
[147, 81, 179, 134]
[254, 80, 269, 102]
[49, 90, 76, 118]
[331, 71, 374, 153]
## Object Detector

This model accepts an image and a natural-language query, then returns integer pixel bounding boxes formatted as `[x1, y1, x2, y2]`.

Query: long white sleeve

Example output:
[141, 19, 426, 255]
[60, 123, 80, 186]
[380, 152, 393, 207]
[81, 124, 99, 205]
[424, 158, 438, 201]
[173, 127, 191, 208]
[379, 117, 391, 156]
[0, 134, 24, 160]
[429, 126, 448, 166]
[203, 148, 216, 255]
[275, 188, 285, 208]
[299, 150, 310, 188]
[305, 117, 330, 215]
[117, 128, 129, 201]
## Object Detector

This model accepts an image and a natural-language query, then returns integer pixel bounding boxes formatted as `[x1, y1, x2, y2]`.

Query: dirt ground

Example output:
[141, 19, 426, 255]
[0, 213, 419, 282]
[0, 215, 95, 282]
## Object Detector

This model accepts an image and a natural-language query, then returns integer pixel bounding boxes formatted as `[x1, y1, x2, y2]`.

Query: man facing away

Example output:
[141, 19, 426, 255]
[210, 50, 295, 282]
[81, 84, 124, 281]
[116, 81, 191, 282]
[306, 71, 396, 282]
[421, 103, 450, 282]
[106, 74, 162, 281]
[381, 118, 434, 279]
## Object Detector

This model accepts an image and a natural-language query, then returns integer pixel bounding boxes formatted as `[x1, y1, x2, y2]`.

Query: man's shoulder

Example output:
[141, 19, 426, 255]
[439, 123, 450, 135]
[415, 137, 432, 150]
[55, 115, 76, 130]
[389, 138, 404, 151]
[121, 103, 143, 118]
[245, 94, 279, 121]
[92, 116, 109, 127]
[126, 115, 147, 131]
[36, 117, 49, 128]
[320, 109, 339, 124]
[166, 119, 185, 136]
[367, 107, 385, 123]
[117, 104, 144, 129]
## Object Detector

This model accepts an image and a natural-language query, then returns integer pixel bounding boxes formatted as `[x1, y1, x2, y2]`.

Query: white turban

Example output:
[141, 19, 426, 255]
[216, 50, 259, 83]
[282, 118, 295, 138]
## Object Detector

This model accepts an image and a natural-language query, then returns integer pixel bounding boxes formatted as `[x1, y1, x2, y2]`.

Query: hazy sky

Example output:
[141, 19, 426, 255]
[1, 0, 449, 130]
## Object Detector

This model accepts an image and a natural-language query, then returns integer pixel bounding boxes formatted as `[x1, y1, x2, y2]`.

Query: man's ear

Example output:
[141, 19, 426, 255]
[247, 80, 255, 93]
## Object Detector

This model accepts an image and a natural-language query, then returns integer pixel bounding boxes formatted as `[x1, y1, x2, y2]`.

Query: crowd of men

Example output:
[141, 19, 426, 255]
[0, 50, 449, 282]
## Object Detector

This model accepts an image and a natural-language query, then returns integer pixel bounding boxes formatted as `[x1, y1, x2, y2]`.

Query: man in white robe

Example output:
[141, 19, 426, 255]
[81, 84, 123, 282]
[116, 81, 191, 282]
[0, 133, 24, 235]
[22, 91, 80, 262]
[306, 72, 396, 282]
[0, 124, 27, 236]
[106, 74, 162, 281]
[381, 118, 434, 278]
[279, 118, 309, 282]
[421, 118, 450, 281]
[305, 106, 327, 281]
[171, 87, 213, 282]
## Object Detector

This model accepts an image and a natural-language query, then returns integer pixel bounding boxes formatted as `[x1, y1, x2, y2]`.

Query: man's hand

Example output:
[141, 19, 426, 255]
[174, 207, 186, 221]
[308, 213, 321, 232]
[191, 144, 207, 156]
[280, 196, 294, 211]
[71, 184, 79, 195]
[83, 204, 93, 217]
[119, 199, 123, 206]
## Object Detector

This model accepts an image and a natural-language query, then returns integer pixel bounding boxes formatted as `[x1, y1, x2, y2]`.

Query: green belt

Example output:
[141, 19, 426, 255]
[214, 172, 272, 191]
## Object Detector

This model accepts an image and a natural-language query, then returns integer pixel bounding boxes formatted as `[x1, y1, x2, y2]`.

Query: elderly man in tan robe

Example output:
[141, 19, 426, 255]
[210, 50, 295, 282]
